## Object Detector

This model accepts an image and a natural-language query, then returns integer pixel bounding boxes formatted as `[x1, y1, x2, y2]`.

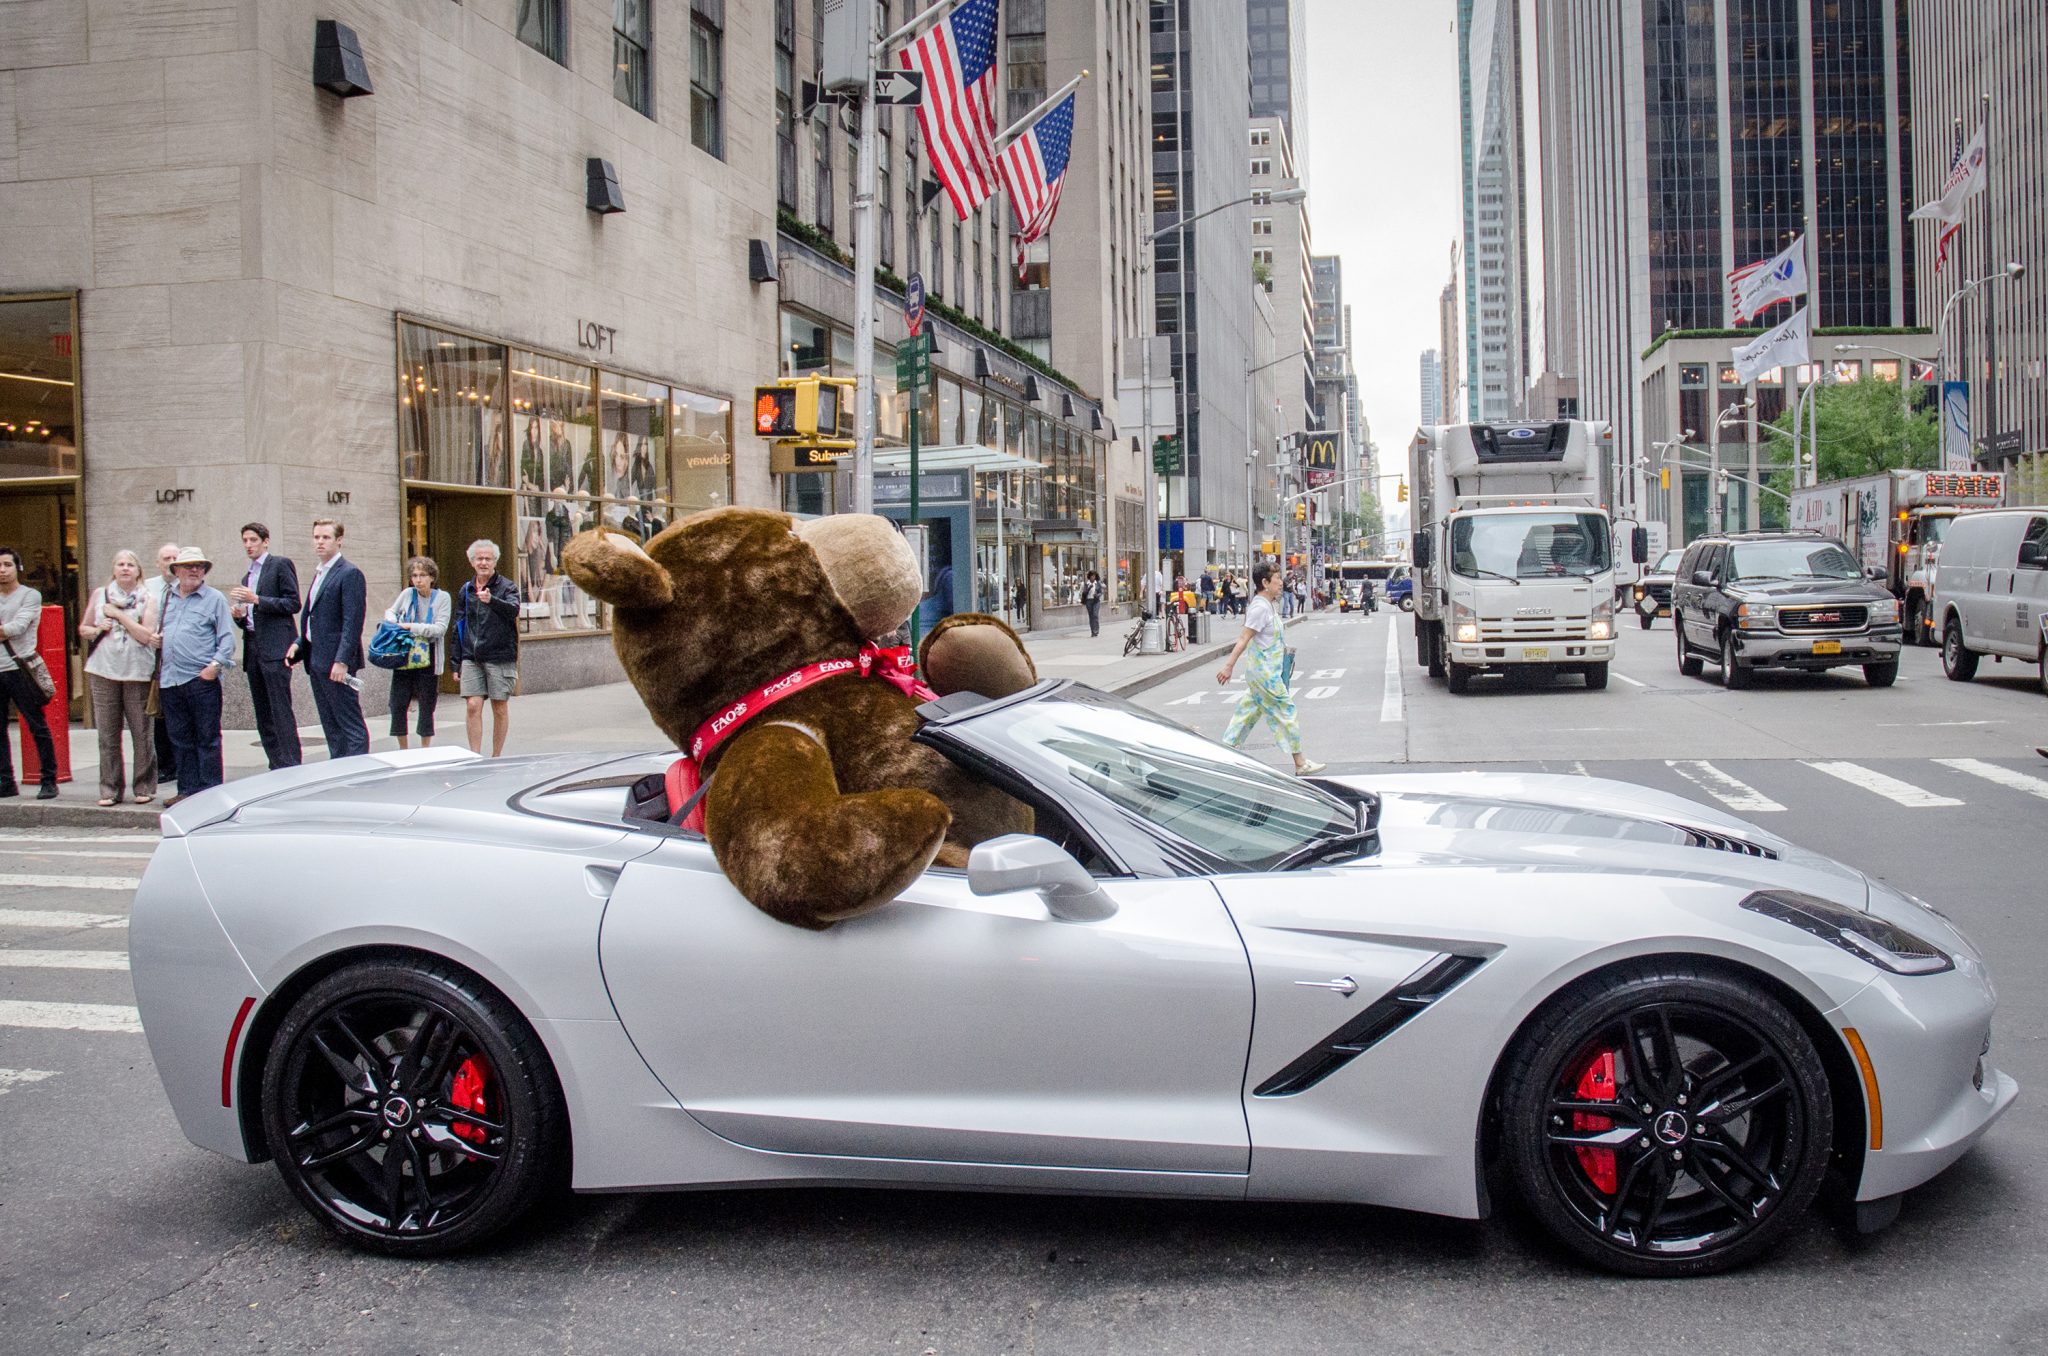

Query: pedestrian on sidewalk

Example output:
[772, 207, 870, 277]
[1280, 571, 1296, 619]
[79, 549, 159, 805]
[287, 518, 370, 759]
[1214, 562, 1324, 778]
[1199, 571, 1215, 614]
[158, 546, 237, 804]
[453, 539, 520, 757]
[144, 542, 179, 799]
[0, 546, 59, 799]
[1013, 577, 1028, 627]
[226, 521, 302, 769]
[1080, 569, 1103, 637]
[382, 555, 450, 749]
[1220, 573, 1236, 616]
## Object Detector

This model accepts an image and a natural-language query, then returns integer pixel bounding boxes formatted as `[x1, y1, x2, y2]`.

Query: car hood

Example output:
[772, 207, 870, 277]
[1724, 579, 1891, 605]
[1327, 771, 1869, 909]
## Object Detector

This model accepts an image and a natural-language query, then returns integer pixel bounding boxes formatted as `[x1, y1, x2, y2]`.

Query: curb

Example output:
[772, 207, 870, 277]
[1102, 639, 1234, 696]
[0, 798, 163, 831]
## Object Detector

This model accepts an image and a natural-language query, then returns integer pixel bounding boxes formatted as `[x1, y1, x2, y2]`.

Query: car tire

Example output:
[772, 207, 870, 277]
[1902, 596, 1924, 646]
[1864, 660, 1899, 688]
[1399, 595, 1414, 613]
[1720, 629, 1751, 690]
[2039, 643, 2047, 697]
[1584, 662, 1609, 690]
[1674, 614, 1704, 678]
[1446, 659, 1472, 694]
[1498, 962, 1833, 1278]
[260, 957, 569, 1257]
[1425, 625, 1446, 679]
[1941, 618, 1979, 682]
[1638, 612, 1654, 630]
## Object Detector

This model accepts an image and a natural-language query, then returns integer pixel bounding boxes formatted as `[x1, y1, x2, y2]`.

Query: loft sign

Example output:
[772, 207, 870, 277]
[577, 321, 618, 354]
[156, 488, 193, 505]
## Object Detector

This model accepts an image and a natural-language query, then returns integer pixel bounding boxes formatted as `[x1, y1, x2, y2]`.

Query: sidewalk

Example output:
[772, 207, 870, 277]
[9, 617, 1239, 829]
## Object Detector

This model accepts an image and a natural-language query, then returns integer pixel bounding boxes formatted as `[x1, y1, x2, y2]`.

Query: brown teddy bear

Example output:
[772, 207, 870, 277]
[563, 508, 1038, 929]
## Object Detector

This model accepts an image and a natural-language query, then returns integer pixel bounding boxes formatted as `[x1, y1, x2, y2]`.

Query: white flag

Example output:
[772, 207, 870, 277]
[1732, 305, 1810, 385]
[1727, 235, 1809, 323]
[1910, 121, 1987, 227]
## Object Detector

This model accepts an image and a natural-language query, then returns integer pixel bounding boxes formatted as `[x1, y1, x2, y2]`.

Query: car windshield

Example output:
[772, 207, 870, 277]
[1923, 516, 1950, 544]
[1652, 549, 1682, 573]
[1728, 540, 1859, 581]
[954, 688, 1355, 870]
[1450, 511, 1614, 578]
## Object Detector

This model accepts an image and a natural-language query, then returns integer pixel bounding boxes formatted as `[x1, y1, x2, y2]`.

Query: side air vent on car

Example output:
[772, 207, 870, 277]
[1253, 953, 1489, 1098]
[1669, 824, 1779, 860]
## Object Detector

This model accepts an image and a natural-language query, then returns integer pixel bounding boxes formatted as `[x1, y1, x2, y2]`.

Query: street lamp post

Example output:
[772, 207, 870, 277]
[1139, 185, 1306, 619]
[1934, 262, 2025, 468]
[1242, 348, 1308, 578]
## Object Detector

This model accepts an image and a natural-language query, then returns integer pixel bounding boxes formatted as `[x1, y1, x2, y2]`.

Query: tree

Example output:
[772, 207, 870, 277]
[1767, 376, 1939, 482]
[1356, 488, 1385, 546]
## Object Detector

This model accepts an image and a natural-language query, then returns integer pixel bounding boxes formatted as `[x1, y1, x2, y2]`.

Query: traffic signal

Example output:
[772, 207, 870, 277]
[1660, 466, 1671, 490]
[1397, 479, 1409, 503]
[1293, 501, 1307, 522]
[751, 377, 852, 440]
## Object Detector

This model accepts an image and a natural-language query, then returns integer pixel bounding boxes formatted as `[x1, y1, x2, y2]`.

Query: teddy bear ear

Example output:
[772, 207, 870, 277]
[563, 528, 673, 610]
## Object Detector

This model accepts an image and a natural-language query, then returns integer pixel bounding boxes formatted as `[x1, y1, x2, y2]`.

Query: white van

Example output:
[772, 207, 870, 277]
[1931, 506, 2048, 693]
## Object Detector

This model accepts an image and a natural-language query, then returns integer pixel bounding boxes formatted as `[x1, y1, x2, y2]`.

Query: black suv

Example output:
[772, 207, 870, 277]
[1670, 531, 1903, 688]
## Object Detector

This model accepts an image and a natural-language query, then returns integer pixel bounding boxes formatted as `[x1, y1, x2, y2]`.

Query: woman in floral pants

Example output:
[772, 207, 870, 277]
[1215, 562, 1326, 776]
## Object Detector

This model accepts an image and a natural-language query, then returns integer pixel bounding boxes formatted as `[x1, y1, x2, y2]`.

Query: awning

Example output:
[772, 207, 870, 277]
[872, 443, 1041, 475]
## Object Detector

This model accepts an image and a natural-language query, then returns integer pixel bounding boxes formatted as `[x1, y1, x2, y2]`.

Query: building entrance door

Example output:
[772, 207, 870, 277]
[0, 486, 81, 717]
[405, 488, 512, 692]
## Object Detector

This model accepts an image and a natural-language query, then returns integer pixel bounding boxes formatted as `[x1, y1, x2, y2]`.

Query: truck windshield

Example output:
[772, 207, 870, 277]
[1449, 512, 1613, 579]
[1728, 540, 1859, 580]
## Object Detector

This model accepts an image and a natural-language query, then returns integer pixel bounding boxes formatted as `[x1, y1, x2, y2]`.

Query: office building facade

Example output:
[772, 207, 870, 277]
[1458, 0, 1529, 422]
[1420, 349, 1444, 427]
[1247, 0, 1309, 184]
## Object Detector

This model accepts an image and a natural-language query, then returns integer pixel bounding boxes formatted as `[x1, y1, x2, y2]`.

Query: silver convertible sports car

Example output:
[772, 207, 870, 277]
[131, 682, 2015, 1277]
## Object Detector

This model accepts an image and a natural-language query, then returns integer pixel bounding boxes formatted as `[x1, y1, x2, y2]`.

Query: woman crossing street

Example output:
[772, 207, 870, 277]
[1214, 562, 1324, 776]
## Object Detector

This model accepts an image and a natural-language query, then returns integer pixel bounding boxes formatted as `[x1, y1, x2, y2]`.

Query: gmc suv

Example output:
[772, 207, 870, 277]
[1671, 531, 1903, 688]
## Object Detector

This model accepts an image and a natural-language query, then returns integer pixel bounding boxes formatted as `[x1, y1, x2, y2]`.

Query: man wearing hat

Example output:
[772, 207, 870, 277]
[157, 545, 237, 805]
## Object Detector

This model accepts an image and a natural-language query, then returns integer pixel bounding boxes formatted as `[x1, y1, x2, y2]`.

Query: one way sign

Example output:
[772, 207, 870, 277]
[873, 70, 924, 106]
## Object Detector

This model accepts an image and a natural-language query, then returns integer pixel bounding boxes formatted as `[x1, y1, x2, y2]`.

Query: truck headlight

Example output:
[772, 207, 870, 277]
[1588, 596, 1613, 641]
[1633, 583, 1646, 601]
[1736, 601, 1775, 629]
[1869, 597, 1899, 623]
[1741, 890, 1953, 976]
[1452, 600, 1478, 644]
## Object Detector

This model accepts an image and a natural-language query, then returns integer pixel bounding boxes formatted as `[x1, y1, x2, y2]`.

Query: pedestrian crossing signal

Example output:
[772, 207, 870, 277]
[752, 377, 852, 440]
[754, 387, 798, 437]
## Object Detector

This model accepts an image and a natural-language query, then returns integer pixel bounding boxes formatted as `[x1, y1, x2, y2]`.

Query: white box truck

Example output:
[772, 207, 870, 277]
[1409, 420, 1642, 693]
[1789, 468, 2006, 644]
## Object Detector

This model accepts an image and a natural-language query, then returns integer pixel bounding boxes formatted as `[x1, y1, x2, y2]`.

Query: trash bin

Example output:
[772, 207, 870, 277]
[1186, 611, 1205, 645]
[1140, 618, 1164, 655]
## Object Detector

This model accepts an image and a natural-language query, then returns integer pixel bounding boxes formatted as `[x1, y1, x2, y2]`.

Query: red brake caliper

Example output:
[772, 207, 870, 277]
[449, 1056, 490, 1144]
[1572, 1050, 1619, 1194]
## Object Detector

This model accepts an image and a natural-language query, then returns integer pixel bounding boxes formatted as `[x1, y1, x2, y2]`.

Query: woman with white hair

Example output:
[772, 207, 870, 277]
[451, 538, 521, 756]
[78, 549, 160, 804]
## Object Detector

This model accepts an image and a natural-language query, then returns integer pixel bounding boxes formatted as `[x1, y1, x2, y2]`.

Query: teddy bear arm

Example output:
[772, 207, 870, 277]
[918, 613, 1038, 700]
[704, 722, 951, 929]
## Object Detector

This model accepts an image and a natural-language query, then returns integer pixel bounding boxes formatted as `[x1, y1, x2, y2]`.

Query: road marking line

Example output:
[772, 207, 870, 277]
[0, 999, 143, 1033]
[1609, 670, 1647, 687]
[0, 872, 142, 891]
[0, 1068, 59, 1096]
[1876, 720, 1999, 728]
[1935, 758, 2048, 802]
[1301, 685, 1340, 699]
[0, 908, 126, 929]
[1381, 627, 1404, 722]
[1164, 691, 1204, 706]
[0, 849, 155, 860]
[0, 949, 129, 970]
[0, 832, 158, 843]
[1805, 761, 1964, 808]
[1665, 761, 1787, 813]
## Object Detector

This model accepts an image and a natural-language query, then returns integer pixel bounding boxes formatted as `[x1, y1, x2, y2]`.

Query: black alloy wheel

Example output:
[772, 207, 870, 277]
[261, 959, 567, 1255]
[1500, 964, 1832, 1277]
[1720, 629, 1751, 690]
[1674, 613, 1704, 677]
[1942, 618, 1979, 682]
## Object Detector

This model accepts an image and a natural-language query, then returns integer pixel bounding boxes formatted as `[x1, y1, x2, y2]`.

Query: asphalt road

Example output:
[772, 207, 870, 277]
[3, 612, 2046, 1355]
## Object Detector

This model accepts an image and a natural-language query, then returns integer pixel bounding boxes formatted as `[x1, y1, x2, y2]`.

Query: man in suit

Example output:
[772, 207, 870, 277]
[226, 522, 301, 768]
[285, 517, 369, 759]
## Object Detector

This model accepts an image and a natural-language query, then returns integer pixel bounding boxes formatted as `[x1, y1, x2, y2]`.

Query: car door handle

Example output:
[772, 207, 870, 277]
[1295, 975, 1358, 997]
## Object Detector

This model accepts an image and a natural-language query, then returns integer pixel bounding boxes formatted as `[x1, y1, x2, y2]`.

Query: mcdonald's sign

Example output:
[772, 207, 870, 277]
[1298, 431, 1339, 487]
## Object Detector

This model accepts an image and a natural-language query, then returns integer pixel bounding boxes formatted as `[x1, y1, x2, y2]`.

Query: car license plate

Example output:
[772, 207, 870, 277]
[1812, 640, 1842, 655]
[1523, 646, 1550, 661]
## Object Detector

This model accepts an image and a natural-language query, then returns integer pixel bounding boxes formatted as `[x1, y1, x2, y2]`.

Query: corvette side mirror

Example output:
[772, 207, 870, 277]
[968, 834, 1117, 922]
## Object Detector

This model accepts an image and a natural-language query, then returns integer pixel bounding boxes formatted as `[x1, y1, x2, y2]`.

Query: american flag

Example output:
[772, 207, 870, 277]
[1911, 119, 1987, 274]
[998, 92, 1075, 280]
[902, 0, 1000, 220]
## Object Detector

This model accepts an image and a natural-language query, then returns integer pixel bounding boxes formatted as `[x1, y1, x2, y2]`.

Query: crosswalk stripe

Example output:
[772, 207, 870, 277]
[0, 832, 158, 843]
[0, 909, 126, 929]
[0, 872, 142, 892]
[1381, 624, 1404, 722]
[0, 949, 129, 970]
[1934, 758, 2048, 802]
[1665, 760, 1787, 813]
[1805, 761, 1964, 808]
[0, 999, 142, 1033]
[0, 1068, 59, 1095]
[0, 849, 155, 860]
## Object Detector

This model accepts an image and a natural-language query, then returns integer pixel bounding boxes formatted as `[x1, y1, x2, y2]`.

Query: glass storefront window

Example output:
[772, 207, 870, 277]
[1040, 544, 1098, 609]
[962, 385, 986, 447]
[937, 379, 961, 447]
[0, 297, 78, 479]
[599, 373, 669, 501]
[671, 388, 732, 514]
[783, 312, 830, 375]
[1116, 498, 1143, 602]
[400, 324, 507, 487]
[510, 350, 596, 496]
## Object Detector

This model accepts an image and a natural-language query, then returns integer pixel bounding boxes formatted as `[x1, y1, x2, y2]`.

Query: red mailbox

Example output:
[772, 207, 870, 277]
[17, 606, 72, 785]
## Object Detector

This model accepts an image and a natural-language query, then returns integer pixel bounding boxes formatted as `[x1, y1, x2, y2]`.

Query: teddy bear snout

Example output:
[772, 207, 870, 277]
[793, 514, 921, 640]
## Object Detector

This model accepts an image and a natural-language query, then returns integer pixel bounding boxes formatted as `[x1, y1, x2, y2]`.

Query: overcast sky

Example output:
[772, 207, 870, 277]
[1303, 0, 1463, 498]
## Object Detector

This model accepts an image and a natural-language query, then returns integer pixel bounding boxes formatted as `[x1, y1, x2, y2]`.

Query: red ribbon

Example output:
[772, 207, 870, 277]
[666, 644, 936, 831]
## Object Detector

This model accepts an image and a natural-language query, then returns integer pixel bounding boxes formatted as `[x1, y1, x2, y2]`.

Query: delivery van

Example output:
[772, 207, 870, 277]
[1930, 507, 2048, 693]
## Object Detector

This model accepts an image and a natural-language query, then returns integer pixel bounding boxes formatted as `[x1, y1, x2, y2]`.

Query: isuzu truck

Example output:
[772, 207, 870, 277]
[1788, 468, 2005, 644]
[1409, 420, 1644, 693]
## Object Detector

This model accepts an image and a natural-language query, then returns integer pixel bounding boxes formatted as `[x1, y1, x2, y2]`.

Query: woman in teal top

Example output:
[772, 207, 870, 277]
[1214, 561, 1325, 776]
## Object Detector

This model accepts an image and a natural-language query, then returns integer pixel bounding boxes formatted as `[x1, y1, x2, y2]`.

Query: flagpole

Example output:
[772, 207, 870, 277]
[850, 3, 881, 515]
[993, 69, 1090, 153]
[1980, 93, 1995, 463]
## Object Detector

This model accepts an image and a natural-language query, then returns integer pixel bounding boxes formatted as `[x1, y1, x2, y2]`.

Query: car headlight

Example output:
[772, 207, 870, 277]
[1589, 595, 1613, 641]
[1633, 583, 1646, 600]
[1736, 601, 1775, 629]
[1741, 889, 1954, 975]
[1869, 596, 1899, 623]
[1452, 600, 1478, 644]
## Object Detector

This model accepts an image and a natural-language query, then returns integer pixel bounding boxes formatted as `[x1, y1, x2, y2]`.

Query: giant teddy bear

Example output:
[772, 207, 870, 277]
[563, 508, 1038, 929]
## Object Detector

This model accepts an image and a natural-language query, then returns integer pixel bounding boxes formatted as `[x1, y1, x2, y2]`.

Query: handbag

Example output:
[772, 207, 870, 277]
[1281, 646, 1297, 691]
[368, 595, 432, 671]
[4, 633, 55, 703]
